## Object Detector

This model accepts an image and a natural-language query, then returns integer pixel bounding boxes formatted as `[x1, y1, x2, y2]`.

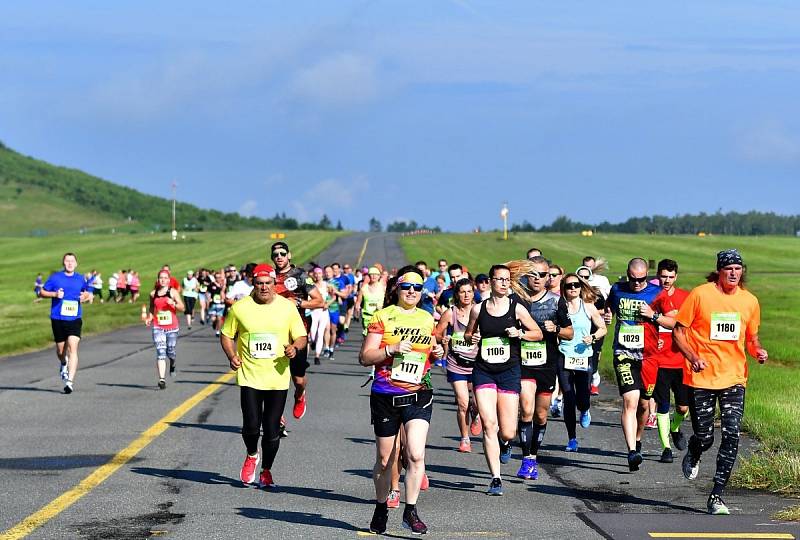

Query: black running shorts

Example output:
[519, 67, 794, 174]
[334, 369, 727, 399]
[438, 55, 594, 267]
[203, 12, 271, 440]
[51, 318, 82, 343]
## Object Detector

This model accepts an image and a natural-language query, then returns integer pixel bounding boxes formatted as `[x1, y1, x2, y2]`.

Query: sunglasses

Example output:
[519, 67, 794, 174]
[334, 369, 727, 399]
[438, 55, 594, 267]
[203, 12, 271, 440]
[271, 251, 288, 258]
[549, 272, 561, 278]
[627, 275, 648, 284]
[577, 274, 590, 280]
[398, 283, 423, 292]
[530, 272, 548, 279]
[564, 281, 582, 290]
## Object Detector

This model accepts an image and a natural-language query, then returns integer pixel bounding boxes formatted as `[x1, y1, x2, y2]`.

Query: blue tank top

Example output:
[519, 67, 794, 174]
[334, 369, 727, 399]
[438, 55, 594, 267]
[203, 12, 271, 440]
[559, 300, 593, 358]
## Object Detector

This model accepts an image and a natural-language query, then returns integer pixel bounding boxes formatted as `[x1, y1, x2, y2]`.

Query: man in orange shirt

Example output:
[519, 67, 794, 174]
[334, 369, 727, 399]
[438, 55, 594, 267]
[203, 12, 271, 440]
[673, 249, 768, 516]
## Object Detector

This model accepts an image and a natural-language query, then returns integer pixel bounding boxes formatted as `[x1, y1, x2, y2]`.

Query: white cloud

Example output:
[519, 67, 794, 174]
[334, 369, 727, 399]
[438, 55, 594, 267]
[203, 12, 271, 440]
[288, 53, 379, 107]
[239, 199, 258, 217]
[740, 122, 800, 163]
[290, 176, 369, 223]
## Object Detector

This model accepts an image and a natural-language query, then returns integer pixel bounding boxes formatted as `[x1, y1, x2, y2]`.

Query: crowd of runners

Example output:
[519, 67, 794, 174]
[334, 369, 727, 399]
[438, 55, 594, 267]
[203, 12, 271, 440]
[38, 242, 767, 534]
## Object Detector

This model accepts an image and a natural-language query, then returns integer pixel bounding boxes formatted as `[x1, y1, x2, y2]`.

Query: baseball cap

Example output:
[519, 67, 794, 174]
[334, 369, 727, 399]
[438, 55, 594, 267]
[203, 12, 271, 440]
[252, 264, 276, 279]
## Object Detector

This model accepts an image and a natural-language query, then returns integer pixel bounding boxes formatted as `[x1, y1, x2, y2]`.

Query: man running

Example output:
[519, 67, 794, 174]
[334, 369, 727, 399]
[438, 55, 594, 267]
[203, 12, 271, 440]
[605, 258, 661, 471]
[331, 262, 352, 345]
[220, 264, 307, 489]
[270, 242, 324, 420]
[342, 263, 357, 333]
[182, 270, 199, 330]
[673, 249, 768, 515]
[40, 253, 93, 394]
[639, 259, 691, 464]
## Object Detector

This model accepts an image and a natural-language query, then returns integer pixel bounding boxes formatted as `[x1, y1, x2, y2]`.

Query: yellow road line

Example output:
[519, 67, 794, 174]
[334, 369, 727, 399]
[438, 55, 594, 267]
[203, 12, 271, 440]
[355, 236, 372, 268]
[0, 370, 236, 540]
[649, 533, 794, 539]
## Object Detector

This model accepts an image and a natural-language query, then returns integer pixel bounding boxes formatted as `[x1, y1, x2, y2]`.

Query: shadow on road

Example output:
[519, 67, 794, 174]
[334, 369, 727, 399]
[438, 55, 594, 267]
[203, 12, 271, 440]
[0, 454, 140, 470]
[236, 507, 360, 532]
[530, 484, 702, 513]
[131, 466, 244, 487]
[0, 385, 63, 394]
[276, 485, 372, 504]
[168, 422, 240, 434]
[96, 382, 156, 390]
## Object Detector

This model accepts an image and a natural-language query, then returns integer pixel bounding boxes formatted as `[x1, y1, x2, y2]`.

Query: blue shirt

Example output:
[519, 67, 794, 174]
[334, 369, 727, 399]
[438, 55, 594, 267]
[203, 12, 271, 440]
[420, 276, 438, 314]
[44, 271, 89, 320]
[345, 273, 356, 299]
[606, 281, 661, 356]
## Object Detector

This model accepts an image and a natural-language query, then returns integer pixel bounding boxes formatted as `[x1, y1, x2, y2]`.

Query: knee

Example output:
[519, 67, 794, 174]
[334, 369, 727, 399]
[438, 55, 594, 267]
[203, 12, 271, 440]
[534, 409, 548, 424]
[677, 405, 689, 415]
[482, 419, 499, 435]
[405, 448, 425, 466]
[377, 453, 394, 472]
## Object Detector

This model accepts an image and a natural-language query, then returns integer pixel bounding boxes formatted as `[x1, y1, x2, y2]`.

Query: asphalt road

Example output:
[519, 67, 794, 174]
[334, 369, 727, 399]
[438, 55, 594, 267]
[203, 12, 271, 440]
[2, 234, 798, 539]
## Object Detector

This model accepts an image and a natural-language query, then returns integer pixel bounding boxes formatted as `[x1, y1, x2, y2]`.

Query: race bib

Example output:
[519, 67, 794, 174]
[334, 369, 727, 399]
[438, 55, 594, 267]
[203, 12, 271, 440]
[481, 337, 510, 364]
[391, 351, 427, 384]
[60, 300, 79, 317]
[564, 356, 590, 371]
[212, 294, 222, 304]
[619, 325, 644, 349]
[367, 302, 379, 312]
[249, 333, 278, 359]
[450, 332, 473, 355]
[284, 277, 298, 291]
[710, 312, 741, 341]
[521, 340, 547, 367]
[156, 311, 173, 325]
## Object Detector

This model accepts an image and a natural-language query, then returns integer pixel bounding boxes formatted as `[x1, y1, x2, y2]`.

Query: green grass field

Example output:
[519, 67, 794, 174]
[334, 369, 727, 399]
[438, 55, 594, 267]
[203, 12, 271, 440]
[0, 230, 344, 356]
[401, 231, 800, 494]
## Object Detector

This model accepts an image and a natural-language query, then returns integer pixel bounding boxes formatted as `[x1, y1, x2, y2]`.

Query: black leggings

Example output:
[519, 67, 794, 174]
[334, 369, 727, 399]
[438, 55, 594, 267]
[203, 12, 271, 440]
[688, 385, 745, 494]
[240, 386, 288, 469]
[558, 366, 591, 440]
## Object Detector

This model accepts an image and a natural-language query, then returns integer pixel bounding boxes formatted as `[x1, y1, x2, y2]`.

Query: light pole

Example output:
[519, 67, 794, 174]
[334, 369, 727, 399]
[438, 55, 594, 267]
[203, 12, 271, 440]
[500, 202, 509, 240]
[171, 181, 177, 241]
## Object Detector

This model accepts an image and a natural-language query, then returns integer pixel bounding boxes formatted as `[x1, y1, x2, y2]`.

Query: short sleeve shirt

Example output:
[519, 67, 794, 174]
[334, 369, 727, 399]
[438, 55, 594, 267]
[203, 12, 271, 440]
[607, 281, 662, 360]
[44, 271, 88, 321]
[526, 292, 573, 370]
[644, 288, 690, 369]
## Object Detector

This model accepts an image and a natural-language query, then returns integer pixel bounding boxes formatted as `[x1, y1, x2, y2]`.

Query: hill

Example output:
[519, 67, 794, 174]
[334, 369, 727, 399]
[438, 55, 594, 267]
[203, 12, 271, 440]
[0, 142, 325, 236]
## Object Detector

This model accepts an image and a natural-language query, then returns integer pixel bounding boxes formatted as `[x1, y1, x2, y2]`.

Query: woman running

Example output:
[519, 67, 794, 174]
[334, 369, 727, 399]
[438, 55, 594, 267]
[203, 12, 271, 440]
[558, 273, 607, 451]
[356, 267, 386, 333]
[465, 264, 542, 495]
[208, 271, 227, 337]
[435, 278, 479, 453]
[308, 267, 330, 365]
[146, 270, 184, 389]
[359, 266, 444, 535]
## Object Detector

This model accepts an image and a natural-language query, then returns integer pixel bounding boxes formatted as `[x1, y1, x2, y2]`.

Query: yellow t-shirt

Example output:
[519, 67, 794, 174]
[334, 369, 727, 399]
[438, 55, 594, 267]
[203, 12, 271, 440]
[675, 282, 760, 390]
[221, 295, 307, 390]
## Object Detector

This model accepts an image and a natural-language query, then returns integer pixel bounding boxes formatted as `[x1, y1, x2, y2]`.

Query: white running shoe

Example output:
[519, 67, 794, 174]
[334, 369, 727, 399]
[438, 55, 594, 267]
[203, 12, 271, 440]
[60, 364, 69, 382]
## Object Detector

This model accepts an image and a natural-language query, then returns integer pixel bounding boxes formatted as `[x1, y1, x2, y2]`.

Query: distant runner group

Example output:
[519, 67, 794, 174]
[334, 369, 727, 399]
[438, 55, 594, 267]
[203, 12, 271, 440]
[38, 242, 768, 534]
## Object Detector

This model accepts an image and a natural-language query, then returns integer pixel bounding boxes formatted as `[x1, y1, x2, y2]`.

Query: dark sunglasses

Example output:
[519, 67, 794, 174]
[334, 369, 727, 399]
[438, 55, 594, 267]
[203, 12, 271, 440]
[577, 274, 590, 280]
[549, 272, 561, 278]
[564, 281, 582, 290]
[271, 251, 288, 258]
[627, 275, 648, 284]
[398, 283, 423, 292]
[530, 271, 548, 279]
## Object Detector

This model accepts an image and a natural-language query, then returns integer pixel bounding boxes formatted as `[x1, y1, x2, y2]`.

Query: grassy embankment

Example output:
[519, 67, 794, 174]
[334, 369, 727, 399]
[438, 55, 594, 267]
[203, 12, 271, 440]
[0, 230, 344, 356]
[400, 232, 800, 497]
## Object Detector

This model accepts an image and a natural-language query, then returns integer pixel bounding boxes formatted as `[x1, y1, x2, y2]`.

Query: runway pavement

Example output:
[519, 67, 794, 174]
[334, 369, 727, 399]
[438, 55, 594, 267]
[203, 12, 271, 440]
[2, 234, 798, 539]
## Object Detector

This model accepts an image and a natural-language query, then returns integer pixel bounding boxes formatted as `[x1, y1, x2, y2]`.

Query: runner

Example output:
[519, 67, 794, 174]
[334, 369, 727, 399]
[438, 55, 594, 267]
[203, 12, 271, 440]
[108, 272, 118, 303]
[343, 263, 357, 334]
[355, 267, 386, 337]
[558, 272, 607, 451]
[208, 271, 227, 337]
[308, 267, 330, 365]
[116, 269, 127, 303]
[636, 259, 691, 463]
[547, 264, 563, 296]
[146, 270, 184, 388]
[474, 273, 491, 301]
[331, 262, 352, 344]
[577, 265, 608, 395]
[220, 264, 308, 490]
[197, 268, 211, 325]
[604, 258, 662, 471]
[130, 271, 141, 303]
[91, 271, 103, 304]
[359, 265, 444, 534]
[526, 248, 542, 260]
[434, 278, 479, 453]
[39, 253, 93, 394]
[34, 273, 43, 302]
[182, 270, 199, 330]
[464, 264, 542, 495]
[270, 241, 324, 421]
[672, 249, 767, 515]
[508, 257, 572, 477]
[324, 265, 342, 359]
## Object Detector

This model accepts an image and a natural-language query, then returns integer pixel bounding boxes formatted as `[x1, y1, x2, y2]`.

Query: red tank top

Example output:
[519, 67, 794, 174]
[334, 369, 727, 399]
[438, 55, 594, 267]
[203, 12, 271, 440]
[153, 290, 179, 331]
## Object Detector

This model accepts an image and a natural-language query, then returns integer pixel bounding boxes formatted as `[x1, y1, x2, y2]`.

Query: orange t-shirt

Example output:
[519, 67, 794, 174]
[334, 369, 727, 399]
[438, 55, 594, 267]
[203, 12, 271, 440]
[675, 282, 760, 390]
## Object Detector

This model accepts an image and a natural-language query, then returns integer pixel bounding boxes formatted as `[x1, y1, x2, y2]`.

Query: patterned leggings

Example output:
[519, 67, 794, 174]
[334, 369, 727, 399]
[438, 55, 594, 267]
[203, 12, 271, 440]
[688, 385, 745, 492]
[152, 328, 178, 361]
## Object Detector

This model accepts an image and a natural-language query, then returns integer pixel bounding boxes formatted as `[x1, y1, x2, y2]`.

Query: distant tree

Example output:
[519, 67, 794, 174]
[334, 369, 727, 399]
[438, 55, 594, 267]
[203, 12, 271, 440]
[318, 214, 332, 230]
[336, 220, 343, 230]
[368, 217, 382, 232]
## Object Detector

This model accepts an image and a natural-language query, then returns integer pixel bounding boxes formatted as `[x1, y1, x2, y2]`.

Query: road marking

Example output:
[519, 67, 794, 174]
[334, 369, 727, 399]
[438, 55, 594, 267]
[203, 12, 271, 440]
[649, 533, 794, 539]
[0, 370, 236, 540]
[355, 236, 373, 268]
[357, 532, 509, 537]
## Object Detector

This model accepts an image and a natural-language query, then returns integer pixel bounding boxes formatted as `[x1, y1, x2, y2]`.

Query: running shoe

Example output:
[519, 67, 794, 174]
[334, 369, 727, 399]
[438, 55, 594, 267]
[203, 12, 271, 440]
[402, 506, 428, 535]
[63, 380, 73, 394]
[387, 489, 400, 509]
[580, 410, 592, 429]
[487, 477, 503, 496]
[707, 494, 730, 515]
[499, 441, 512, 464]
[314, 357, 321, 365]
[240, 453, 260, 484]
[628, 450, 643, 472]
[369, 504, 388, 534]
[420, 473, 429, 491]
[215, 331, 220, 337]
[169, 359, 176, 377]
[682, 451, 700, 480]
[322, 349, 330, 358]
[158, 378, 166, 390]
[516, 457, 537, 479]
[645, 413, 657, 429]
[293, 393, 307, 419]
[458, 438, 471, 453]
[258, 468, 275, 489]
[566, 439, 579, 452]
[671, 430, 687, 451]
[660, 448, 674, 463]
[59, 364, 69, 382]
[550, 397, 563, 418]
[469, 410, 482, 437]
[590, 384, 600, 396]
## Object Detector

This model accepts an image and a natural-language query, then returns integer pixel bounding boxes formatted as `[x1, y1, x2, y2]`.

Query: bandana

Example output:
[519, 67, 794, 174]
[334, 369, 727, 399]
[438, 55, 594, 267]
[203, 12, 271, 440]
[397, 271, 423, 285]
[716, 249, 743, 270]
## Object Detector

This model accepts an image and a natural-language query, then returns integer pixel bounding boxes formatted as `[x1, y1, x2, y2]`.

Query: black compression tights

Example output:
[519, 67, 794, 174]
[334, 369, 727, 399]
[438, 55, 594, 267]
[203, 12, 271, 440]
[240, 387, 288, 470]
[688, 385, 745, 495]
[558, 368, 591, 440]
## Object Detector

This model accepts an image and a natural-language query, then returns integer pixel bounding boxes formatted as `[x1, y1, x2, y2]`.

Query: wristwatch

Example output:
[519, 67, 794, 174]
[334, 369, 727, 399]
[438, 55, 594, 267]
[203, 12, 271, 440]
[651, 312, 661, 324]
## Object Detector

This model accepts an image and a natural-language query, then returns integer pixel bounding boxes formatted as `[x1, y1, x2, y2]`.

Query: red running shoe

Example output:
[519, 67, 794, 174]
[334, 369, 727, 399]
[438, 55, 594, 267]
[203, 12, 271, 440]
[470, 411, 482, 437]
[240, 453, 260, 484]
[293, 393, 307, 419]
[258, 468, 275, 489]
[458, 439, 472, 453]
[590, 385, 600, 396]
[420, 473, 429, 491]
[387, 489, 400, 509]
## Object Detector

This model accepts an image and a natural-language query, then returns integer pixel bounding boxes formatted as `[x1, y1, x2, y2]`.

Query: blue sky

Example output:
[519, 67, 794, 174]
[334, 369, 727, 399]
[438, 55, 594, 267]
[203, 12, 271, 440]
[1, 1, 798, 231]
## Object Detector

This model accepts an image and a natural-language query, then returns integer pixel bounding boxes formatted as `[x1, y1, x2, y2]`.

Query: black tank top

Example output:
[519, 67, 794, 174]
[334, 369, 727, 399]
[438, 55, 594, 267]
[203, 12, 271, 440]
[476, 297, 521, 372]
